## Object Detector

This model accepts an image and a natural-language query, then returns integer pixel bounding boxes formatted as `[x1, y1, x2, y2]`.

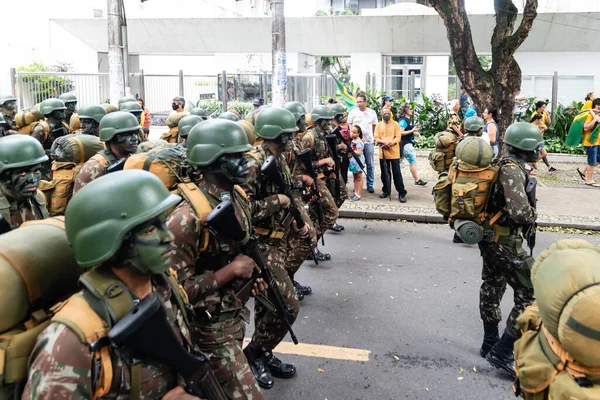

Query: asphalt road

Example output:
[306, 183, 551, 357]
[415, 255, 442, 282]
[246, 219, 600, 400]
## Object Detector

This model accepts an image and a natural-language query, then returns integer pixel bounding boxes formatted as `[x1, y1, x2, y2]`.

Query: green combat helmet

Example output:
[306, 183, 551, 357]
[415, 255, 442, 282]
[464, 116, 485, 135]
[237, 120, 257, 145]
[218, 111, 239, 122]
[329, 103, 346, 118]
[255, 107, 298, 140]
[118, 95, 137, 107]
[40, 98, 67, 117]
[64, 170, 181, 268]
[178, 115, 203, 139]
[190, 107, 209, 120]
[187, 119, 252, 166]
[59, 93, 78, 109]
[455, 136, 493, 168]
[0, 94, 17, 107]
[504, 122, 544, 152]
[78, 104, 107, 124]
[283, 101, 306, 122]
[0, 135, 48, 175]
[119, 101, 143, 115]
[311, 105, 334, 123]
[98, 111, 141, 142]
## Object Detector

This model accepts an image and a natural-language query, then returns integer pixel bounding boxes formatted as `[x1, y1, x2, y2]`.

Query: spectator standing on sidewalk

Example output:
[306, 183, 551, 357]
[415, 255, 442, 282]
[397, 103, 427, 187]
[349, 125, 366, 201]
[530, 113, 558, 174]
[577, 94, 599, 180]
[381, 96, 396, 120]
[483, 107, 500, 159]
[578, 98, 600, 187]
[374, 107, 407, 203]
[448, 99, 463, 138]
[348, 94, 378, 194]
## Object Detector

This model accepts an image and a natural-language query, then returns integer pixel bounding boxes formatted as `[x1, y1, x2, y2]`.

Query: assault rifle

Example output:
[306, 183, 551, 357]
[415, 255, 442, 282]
[523, 176, 537, 257]
[0, 215, 11, 235]
[298, 148, 325, 245]
[325, 134, 341, 201]
[107, 292, 227, 400]
[332, 128, 366, 174]
[261, 155, 318, 264]
[205, 200, 299, 344]
[106, 158, 127, 174]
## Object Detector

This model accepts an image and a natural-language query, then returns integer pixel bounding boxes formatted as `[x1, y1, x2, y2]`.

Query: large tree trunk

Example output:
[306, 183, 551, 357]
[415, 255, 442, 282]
[429, 0, 538, 137]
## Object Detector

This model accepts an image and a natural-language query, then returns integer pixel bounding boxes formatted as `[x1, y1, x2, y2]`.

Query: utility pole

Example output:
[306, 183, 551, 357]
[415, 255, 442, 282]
[271, 0, 287, 107]
[107, 0, 125, 104]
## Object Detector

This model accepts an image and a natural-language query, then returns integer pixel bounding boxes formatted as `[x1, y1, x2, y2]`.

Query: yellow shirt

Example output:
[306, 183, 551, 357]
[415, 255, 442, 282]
[583, 112, 600, 146]
[374, 120, 401, 159]
[531, 111, 551, 125]
[582, 100, 593, 112]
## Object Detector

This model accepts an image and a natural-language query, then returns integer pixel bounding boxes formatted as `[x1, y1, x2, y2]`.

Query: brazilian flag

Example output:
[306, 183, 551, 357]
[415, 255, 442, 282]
[327, 71, 356, 110]
[566, 110, 599, 146]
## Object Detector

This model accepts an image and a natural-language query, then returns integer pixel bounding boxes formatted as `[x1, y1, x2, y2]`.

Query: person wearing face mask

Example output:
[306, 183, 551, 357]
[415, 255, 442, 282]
[0, 94, 18, 130]
[76, 104, 107, 136]
[172, 96, 186, 113]
[23, 170, 208, 400]
[479, 122, 541, 378]
[73, 111, 140, 194]
[301, 105, 343, 234]
[374, 107, 407, 202]
[166, 119, 267, 399]
[241, 108, 314, 388]
[0, 135, 49, 230]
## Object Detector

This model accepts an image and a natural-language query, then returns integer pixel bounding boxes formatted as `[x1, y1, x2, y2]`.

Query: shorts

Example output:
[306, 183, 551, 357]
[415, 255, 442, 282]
[586, 145, 600, 166]
[401, 143, 417, 165]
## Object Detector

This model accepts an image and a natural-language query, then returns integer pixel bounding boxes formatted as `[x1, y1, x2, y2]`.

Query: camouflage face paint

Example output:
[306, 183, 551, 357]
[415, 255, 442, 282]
[115, 131, 139, 153]
[4, 164, 42, 199]
[126, 216, 174, 275]
[80, 119, 98, 135]
[65, 102, 77, 112]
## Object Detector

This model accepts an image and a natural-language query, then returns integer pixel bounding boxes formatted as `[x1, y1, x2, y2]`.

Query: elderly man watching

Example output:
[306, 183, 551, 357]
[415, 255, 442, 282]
[374, 107, 407, 203]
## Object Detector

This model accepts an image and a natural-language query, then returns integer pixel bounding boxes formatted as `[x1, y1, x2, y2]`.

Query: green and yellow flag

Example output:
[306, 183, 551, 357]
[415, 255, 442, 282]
[566, 110, 599, 147]
[327, 71, 356, 110]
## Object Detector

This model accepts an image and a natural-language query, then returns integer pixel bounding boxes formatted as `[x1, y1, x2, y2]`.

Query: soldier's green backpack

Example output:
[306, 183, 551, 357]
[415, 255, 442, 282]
[433, 137, 500, 243]
[514, 239, 600, 400]
[0, 218, 81, 400]
[428, 131, 458, 173]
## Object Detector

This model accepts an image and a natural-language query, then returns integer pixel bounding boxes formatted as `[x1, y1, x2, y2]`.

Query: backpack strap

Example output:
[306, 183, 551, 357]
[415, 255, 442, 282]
[33, 191, 49, 219]
[176, 182, 215, 253]
[79, 268, 136, 326]
[0, 194, 11, 227]
[92, 150, 118, 170]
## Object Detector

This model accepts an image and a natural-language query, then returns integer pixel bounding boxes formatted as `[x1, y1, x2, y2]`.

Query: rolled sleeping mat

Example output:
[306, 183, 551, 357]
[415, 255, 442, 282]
[454, 219, 484, 244]
[50, 134, 105, 163]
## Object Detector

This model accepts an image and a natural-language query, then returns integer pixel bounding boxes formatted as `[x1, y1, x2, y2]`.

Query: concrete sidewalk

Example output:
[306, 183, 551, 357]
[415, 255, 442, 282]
[338, 154, 600, 230]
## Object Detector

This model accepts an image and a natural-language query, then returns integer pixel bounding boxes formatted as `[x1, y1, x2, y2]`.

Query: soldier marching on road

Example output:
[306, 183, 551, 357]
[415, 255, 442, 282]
[479, 122, 542, 378]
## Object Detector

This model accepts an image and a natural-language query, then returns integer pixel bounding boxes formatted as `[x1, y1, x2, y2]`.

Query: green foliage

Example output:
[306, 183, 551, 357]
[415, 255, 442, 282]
[197, 99, 221, 116]
[227, 101, 253, 118]
[411, 93, 449, 137]
[315, 10, 329, 16]
[17, 61, 74, 104]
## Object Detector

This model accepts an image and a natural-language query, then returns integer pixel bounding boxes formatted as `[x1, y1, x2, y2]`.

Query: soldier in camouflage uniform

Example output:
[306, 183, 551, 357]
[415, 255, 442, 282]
[328, 103, 349, 208]
[120, 100, 147, 141]
[178, 115, 204, 145]
[242, 107, 313, 389]
[77, 104, 106, 136]
[0, 114, 8, 137]
[301, 105, 342, 234]
[166, 119, 266, 399]
[23, 170, 201, 399]
[73, 111, 140, 194]
[32, 98, 70, 179]
[59, 93, 78, 125]
[0, 135, 49, 230]
[0, 94, 17, 130]
[479, 122, 542, 378]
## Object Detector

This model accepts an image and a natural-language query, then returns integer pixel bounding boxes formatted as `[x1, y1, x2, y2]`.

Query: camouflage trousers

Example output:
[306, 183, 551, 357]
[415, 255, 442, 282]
[193, 318, 265, 400]
[316, 178, 339, 231]
[325, 175, 348, 208]
[478, 237, 535, 338]
[252, 242, 300, 351]
[284, 196, 318, 277]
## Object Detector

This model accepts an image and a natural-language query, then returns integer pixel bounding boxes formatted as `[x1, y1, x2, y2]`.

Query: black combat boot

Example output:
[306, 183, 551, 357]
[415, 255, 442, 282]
[294, 280, 312, 301]
[486, 330, 517, 379]
[453, 232, 464, 243]
[243, 344, 274, 389]
[265, 351, 297, 379]
[308, 246, 330, 262]
[480, 322, 500, 358]
[329, 223, 344, 232]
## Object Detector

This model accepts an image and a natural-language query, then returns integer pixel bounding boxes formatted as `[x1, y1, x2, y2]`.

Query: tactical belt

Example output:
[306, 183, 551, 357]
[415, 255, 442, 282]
[254, 227, 285, 240]
[197, 309, 240, 325]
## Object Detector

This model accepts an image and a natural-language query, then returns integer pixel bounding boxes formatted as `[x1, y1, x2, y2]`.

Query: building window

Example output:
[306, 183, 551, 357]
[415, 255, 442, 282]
[93, 9, 103, 18]
[391, 56, 423, 65]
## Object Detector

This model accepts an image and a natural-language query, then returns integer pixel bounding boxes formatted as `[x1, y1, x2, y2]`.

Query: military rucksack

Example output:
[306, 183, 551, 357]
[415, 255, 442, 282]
[514, 240, 600, 400]
[14, 108, 44, 130]
[41, 135, 105, 216]
[429, 131, 458, 173]
[160, 127, 179, 143]
[124, 144, 186, 190]
[17, 119, 49, 137]
[433, 137, 500, 244]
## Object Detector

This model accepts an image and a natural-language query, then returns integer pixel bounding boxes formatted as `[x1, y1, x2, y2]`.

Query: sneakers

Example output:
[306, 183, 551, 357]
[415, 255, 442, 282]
[548, 166, 558, 174]
[414, 179, 428, 186]
[379, 192, 390, 199]
[399, 195, 407, 203]
[351, 194, 361, 201]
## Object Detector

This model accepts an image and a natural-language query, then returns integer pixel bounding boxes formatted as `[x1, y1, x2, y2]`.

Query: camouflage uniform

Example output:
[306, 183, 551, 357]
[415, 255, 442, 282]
[301, 127, 339, 230]
[478, 154, 536, 338]
[242, 145, 301, 352]
[72, 150, 117, 195]
[23, 274, 190, 399]
[0, 191, 48, 229]
[167, 179, 265, 400]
